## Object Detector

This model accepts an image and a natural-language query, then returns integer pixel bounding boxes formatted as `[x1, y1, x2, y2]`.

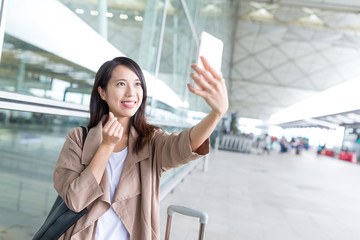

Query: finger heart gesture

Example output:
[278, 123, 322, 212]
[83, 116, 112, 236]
[102, 112, 124, 146]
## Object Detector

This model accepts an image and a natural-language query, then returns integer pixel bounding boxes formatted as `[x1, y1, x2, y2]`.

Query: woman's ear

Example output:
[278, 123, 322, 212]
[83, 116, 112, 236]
[98, 86, 106, 101]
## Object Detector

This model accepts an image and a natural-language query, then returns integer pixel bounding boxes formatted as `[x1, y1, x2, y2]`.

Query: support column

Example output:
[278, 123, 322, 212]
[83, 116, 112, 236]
[183, 1, 200, 117]
[16, 58, 25, 92]
[138, 0, 159, 72]
[0, 0, 9, 62]
[147, 0, 169, 118]
[172, 14, 178, 85]
[98, 0, 107, 40]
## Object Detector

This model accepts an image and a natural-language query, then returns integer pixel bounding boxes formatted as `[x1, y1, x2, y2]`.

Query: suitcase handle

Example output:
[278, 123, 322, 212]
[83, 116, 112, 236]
[167, 205, 208, 224]
[165, 205, 208, 240]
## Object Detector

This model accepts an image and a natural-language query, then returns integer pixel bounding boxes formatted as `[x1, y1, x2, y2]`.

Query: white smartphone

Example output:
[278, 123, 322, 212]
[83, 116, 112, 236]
[194, 31, 224, 89]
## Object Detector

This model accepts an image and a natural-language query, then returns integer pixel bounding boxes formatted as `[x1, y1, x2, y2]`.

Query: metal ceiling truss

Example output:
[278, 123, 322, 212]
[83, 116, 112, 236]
[278, 109, 360, 129]
[229, 1, 360, 122]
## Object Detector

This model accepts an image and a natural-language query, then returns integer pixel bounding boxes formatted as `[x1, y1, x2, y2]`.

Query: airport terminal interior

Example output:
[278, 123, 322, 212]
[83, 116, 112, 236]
[1, 0, 360, 239]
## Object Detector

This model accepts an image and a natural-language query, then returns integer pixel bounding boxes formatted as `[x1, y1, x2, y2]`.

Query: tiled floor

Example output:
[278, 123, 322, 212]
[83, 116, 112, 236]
[160, 149, 360, 240]
[2, 147, 360, 239]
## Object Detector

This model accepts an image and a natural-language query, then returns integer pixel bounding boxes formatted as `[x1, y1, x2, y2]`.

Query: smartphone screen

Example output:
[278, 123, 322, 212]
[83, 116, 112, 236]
[195, 32, 224, 87]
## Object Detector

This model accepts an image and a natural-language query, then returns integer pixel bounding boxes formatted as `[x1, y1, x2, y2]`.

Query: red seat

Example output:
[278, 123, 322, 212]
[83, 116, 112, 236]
[325, 150, 335, 157]
[339, 151, 356, 163]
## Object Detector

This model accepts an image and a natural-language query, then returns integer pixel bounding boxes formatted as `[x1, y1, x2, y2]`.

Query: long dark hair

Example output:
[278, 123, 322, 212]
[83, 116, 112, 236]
[88, 56, 158, 154]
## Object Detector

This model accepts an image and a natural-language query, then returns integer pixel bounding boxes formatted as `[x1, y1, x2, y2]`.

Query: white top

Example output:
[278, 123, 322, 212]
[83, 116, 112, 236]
[95, 147, 129, 240]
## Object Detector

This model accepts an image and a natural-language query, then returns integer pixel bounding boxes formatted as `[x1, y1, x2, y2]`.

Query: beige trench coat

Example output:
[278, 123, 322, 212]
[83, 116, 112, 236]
[54, 120, 209, 240]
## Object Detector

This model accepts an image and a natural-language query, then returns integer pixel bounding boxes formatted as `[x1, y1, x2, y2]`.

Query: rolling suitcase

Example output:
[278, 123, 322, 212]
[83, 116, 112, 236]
[164, 205, 208, 240]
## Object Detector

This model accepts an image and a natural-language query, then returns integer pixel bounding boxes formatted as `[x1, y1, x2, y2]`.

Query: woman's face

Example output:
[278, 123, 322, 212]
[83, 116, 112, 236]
[98, 65, 143, 119]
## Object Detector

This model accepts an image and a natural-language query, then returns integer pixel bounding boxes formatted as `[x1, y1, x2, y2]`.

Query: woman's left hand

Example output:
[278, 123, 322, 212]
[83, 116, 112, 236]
[188, 56, 229, 117]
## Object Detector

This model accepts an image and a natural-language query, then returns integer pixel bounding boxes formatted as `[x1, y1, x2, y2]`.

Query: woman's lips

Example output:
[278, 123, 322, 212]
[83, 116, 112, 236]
[122, 101, 136, 108]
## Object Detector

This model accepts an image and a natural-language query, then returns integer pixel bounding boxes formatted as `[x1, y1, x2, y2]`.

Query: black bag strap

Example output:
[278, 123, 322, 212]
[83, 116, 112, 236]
[33, 126, 90, 240]
[80, 126, 88, 150]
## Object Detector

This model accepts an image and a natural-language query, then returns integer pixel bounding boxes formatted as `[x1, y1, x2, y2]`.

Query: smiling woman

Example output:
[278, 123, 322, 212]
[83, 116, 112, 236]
[52, 56, 228, 240]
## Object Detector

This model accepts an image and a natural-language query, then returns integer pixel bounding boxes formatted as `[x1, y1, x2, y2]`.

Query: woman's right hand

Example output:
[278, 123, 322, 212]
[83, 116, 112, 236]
[102, 112, 123, 147]
[89, 112, 123, 184]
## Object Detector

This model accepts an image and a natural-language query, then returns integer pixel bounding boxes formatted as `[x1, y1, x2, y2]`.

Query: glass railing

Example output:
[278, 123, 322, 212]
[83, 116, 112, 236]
[0, 108, 205, 238]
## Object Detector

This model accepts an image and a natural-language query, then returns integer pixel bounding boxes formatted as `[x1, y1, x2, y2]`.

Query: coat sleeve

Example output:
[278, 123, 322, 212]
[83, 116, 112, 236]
[53, 128, 103, 213]
[151, 128, 210, 173]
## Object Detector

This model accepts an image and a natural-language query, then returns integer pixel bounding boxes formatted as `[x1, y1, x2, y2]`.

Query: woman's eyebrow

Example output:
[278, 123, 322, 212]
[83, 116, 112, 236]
[113, 78, 140, 82]
[113, 78, 126, 82]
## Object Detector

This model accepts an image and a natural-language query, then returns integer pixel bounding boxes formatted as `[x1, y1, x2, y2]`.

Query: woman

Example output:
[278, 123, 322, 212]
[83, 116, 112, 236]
[54, 56, 228, 240]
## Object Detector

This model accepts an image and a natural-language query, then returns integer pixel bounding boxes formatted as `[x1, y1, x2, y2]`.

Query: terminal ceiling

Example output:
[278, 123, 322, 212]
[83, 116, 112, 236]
[229, 0, 360, 122]
[71, 0, 360, 122]
[4, 0, 360, 127]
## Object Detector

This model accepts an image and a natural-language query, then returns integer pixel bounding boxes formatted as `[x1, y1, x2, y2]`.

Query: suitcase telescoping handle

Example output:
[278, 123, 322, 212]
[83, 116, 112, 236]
[164, 205, 208, 240]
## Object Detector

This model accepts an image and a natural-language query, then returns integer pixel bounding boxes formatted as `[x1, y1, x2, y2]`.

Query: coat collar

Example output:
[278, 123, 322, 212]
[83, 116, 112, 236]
[81, 117, 150, 165]
[113, 125, 149, 202]
[81, 118, 150, 202]
[75, 118, 151, 237]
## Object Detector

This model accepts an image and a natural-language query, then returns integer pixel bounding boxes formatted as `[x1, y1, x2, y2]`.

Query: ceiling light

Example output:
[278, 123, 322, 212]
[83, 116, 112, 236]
[90, 10, 99, 16]
[134, 16, 143, 21]
[296, 15, 324, 26]
[201, 4, 222, 15]
[258, 8, 267, 14]
[106, 12, 113, 18]
[246, 8, 274, 21]
[120, 14, 128, 20]
[75, 9, 84, 14]
[309, 14, 318, 20]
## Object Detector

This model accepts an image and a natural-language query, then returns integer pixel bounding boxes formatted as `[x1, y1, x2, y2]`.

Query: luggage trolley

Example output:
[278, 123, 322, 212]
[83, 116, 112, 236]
[164, 205, 208, 240]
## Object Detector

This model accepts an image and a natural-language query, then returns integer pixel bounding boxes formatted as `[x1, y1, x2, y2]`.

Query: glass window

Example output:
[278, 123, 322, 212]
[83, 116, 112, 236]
[0, 34, 94, 105]
[59, 0, 164, 75]
[0, 109, 88, 239]
[0, 1, 237, 238]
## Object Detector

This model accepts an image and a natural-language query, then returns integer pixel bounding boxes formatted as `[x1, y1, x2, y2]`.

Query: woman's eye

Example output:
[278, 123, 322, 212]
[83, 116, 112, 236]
[117, 82, 125, 86]
[135, 82, 141, 86]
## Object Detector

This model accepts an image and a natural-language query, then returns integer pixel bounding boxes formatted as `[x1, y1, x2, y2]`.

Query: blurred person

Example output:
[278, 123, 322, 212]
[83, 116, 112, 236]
[262, 133, 270, 154]
[289, 137, 296, 154]
[280, 136, 288, 153]
[294, 137, 301, 155]
[254, 136, 261, 154]
[270, 136, 276, 150]
[53, 56, 228, 240]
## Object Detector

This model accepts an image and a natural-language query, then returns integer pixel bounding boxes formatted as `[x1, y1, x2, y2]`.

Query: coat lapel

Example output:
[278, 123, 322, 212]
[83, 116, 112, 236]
[76, 122, 150, 238]
[81, 122, 149, 202]
[74, 121, 112, 238]
[81, 121, 111, 204]
[81, 122, 102, 166]
[113, 126, 149, 202]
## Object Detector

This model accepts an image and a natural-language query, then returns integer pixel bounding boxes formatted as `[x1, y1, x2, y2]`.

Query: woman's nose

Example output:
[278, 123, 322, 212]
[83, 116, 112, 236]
[126, 85, 135, 95]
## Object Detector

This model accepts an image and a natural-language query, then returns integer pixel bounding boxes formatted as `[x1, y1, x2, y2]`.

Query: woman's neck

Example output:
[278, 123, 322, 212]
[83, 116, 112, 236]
[114, 116, 130, 135]
[113, 116, 130, 153]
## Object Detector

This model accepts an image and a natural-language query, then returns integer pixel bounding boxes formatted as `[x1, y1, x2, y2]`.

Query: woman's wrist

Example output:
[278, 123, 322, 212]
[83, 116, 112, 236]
[99, 141, 116, 150]
[210, 109, 225, 120]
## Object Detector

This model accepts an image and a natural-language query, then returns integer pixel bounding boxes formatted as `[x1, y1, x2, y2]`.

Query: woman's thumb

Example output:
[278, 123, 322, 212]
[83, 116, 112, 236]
[109, 112, 114, 118]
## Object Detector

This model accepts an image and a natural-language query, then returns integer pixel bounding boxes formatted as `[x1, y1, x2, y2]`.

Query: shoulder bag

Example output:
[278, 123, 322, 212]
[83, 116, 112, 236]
[33, 126, 89, 240]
